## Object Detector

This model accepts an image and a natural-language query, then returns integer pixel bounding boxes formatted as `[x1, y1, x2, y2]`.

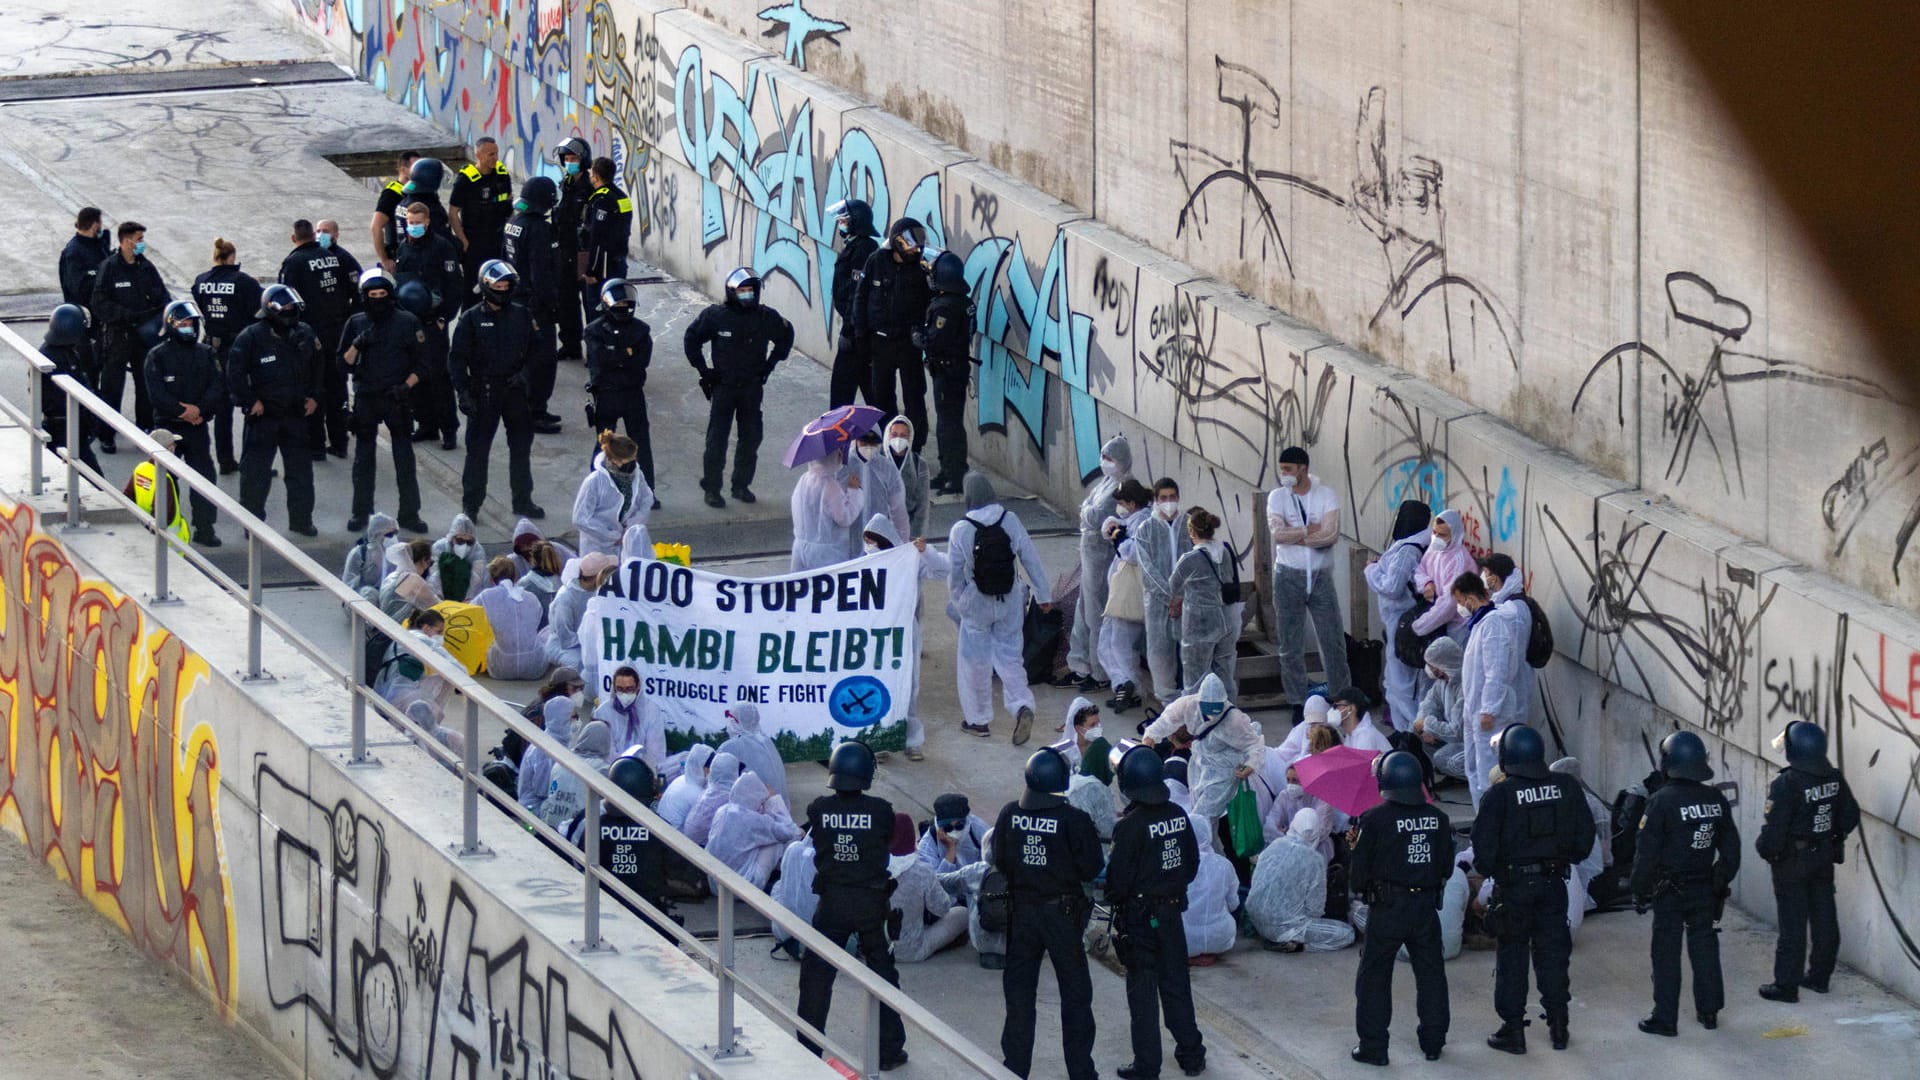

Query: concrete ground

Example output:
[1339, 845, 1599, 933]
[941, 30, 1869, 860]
[0, 3, 1917, 1080]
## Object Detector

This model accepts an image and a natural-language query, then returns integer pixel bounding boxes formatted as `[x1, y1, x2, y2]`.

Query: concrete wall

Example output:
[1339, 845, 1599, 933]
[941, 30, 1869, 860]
[276, 0, 1920, 1001]
[0, 498, 831, 1079]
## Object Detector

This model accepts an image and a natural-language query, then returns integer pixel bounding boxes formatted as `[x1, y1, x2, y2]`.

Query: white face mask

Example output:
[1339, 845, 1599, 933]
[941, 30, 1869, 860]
[1100, 458, 1119, 478]
[380, 531, 398, 544]
[854, 443, 874, 461]
[1083, 723, 1104, 741]
[614, 690, 638, 708]
[1484, 575, 1500, 592]
[887, 436, 910, 456]
[863, 541, 881, 555]
[1285, 782, 1304, 798]
[1456, 602, 1472, 620]
[1156, 500, 1179, 521]
[452, 542, 472, 558]
[569, 690, 586, 709]
[1279, 474, 1298, 489]
[1429, 534, 1448, 552]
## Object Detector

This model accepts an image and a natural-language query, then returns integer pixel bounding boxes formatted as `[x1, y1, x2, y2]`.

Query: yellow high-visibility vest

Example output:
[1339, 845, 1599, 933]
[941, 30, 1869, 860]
[131, 461, 190, 543]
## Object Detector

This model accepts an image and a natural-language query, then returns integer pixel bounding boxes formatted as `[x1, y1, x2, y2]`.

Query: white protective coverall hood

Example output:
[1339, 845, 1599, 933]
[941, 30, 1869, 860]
[791, 453, 864, 572]
[343, 512, 399, 596]
[717, 702, 788, 806]
[1184, 811, 1242, 956]
[683, 751, 741, 846]
[704, 771, 799, 889]
[1245, 807, 1356, 951]
[658, 743, 714, 829]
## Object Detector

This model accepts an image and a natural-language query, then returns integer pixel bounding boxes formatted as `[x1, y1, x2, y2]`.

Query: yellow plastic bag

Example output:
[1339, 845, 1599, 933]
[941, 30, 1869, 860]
[652, 542, 691, 567]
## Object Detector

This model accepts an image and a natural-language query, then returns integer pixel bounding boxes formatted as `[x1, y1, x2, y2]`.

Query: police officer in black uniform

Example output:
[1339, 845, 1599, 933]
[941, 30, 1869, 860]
[825, 197, 879, 407]
[368, 150, 420, 272]
[449, 260, 543, 520]
[1351, 750, 1454, 1065]
[1470, 723, 1594, 1054]
[389, 157, 452, 254]
[854, 218, 934, 451]
[551, 137, 594, 361]
[227, 284, 323, 535]
[143, 300, 226, 547]
[574, 157, 632, 425]
[448, 136, 513, 287]
[1757, 720, 1859, 1002]
[39, 304, 102, 473]
[92, 221, 171, 446]
[684, 268, 794, 507]
[280, 219, 363, 459]
[503, 176, 566, 434]
[795, 742, 908, 1069]
[341, 268, 429, 534]
[394, 200, 464, 448]
[59, 207, 110, 339]
[585, 279, 655, 489]
[915, 249, 974, 494]
[587, 755, 674, 934]
[995, 747, 1104, 1080]
[1107, 744, 1205, 1080]
[191, 240, 264, 474]
[1632, 730, 1740, 1035]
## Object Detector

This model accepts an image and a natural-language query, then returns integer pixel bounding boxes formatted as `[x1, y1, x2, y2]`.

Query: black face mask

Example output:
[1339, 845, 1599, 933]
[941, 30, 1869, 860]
[613, 460, 637, 474]
[269, 310, 300, 330]
[609, 305, 635, 322]
[483, 290, 510, 309]
[364, 294, 394, 316]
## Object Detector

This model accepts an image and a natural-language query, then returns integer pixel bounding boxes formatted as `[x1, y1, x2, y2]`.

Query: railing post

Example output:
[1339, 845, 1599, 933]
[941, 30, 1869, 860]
[244, 530, 271, 680]
[344, 609, 379, 768]
[864, 987, 881, 1080]
[62, 387, 85, 531]
[453, 697, 492, 857]
[711, 882, 744, 1059]
[26, 366, 42, 496]
[149, 457, 178, 605]
[574, 794, 612, 953]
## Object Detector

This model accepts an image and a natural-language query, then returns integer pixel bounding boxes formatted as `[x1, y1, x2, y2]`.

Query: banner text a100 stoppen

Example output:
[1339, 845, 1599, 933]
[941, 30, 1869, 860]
[583, 546, 921, 759]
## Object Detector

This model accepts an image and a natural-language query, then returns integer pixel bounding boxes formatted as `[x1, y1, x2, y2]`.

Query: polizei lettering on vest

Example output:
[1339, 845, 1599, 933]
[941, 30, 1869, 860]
[601, 825, 650, 841]
[1679, 803, 1724, 821]
[1147, 817, 1189, 839]
[1398, 815, 1443, 833]
[1515, 784, 1561, 806]
[1806, 782, 1839, 802]
[819, 813, 872, 830]
[1011, 814, 1059, 834]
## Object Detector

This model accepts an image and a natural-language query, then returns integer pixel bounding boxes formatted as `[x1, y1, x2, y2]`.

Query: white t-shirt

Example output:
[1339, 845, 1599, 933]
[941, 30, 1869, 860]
[1267, 477, 1339, 575]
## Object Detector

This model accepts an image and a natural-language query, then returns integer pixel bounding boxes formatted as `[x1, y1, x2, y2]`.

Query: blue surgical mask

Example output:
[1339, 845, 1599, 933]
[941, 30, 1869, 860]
[1199, 703, 1225, 723]
[133, 240, 147, 256]
[173, 324, 196, 341]
[316, 232, 333, 249]
[735, 289, 757, 306]
[406, 223, 427, 239]
[564, 161, 581, 176]
[403, 181, 416, 193]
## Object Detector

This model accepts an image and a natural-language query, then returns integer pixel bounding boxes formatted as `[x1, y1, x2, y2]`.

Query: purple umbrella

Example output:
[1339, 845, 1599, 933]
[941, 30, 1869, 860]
[783, 405, 885, 468]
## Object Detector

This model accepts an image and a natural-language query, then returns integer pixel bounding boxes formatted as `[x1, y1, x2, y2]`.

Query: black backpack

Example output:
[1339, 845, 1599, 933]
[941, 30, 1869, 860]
[1393, 591, 1444, 669]
[1517, 593, 1554, 667]
[978, 867, 1012, 933]
[1205, 547, 1242, 604]
[968, 510, 1017, 597]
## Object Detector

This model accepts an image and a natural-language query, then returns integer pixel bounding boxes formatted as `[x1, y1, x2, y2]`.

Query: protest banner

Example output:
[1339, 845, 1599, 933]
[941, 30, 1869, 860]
[583, 546, 920, 759]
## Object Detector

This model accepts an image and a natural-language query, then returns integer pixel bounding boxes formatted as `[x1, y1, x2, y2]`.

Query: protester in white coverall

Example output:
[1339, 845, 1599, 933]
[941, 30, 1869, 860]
[1270, 694, 1335, 778]
[518, 695, 574, 814]
[1066, 734, 1118, 840]
[1185, 810, 1242, 959]
[1410, 509, 1478, 642]
[935, 828, 1007, 967]
[1060, 434, 1132, 690]
[658, 743, 714, 829]
[1267, 446, 1350, 704]
[342, 513, 399, 598]
[1142, 673, 1264, 824]
[375, 611, 458, 721]
[428, 512, 487, 602]
[887, 812, 969, 962]
[541, 719, 612, 830]
[1169, 508, 1242, 696]
[790, 450, 864, 572]
[862, 513, 948, 759]
[508, 516, 575, 578]
[541, 552, 615, 671]
[475, 557, 548, 680]
[1261, 724, 1346, 857]
[1130, 478, 1190, 708]
[1328, 686, 1395, 755]
[620, 522, 655, 562]
[917, 793, 991, 871]
[1551, 756, 1612, 940]
[705, 771, 799, 890]
[1414, 636, 1468, 779]
[884, 415, 930, 538]
[517, 541, 563, 625]
[1455, 572, 1530, 809]
[593, 666, 663, 769]
[1483, 554, 1538, 716]
[946, 472, 1052, 741]
[847, 427, 909, 559]
[572, 432, 654, 558]
[1247, 807, 1356, 952]
[1096, 480, 1155, 709]
[682, 750, 740, 846]
[1363, 500, 1434, 730]
[717, 701, 787, 807]
[771, 834, 818, 957]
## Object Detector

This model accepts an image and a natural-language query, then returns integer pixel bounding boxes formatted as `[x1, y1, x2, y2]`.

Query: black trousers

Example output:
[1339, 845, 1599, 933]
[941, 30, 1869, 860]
[1650, 885, 1722, 1024]
[349, 392, 421, 520]
[867, 335, 928, 452]
[462, 387, 534, 513]
[556, 253, 584, 358]
[593, 390, 654, 489]
[702, 381, 763, 494]
[1001, 897, 1096, 1080]
[308, 319, 350, 454]
[164, 424, 219, 532]
[829, 330, 872, 408]
[1118, 905, 1204, 1076]
[1492, 873, 1572, 1025]
[930, 362, 970, 482]
[414, 324, 457, 440]
[527, 313, 558, 418]
[1771, 856, 1839, 989]
[99, 325, 154, 432]
[796, 887, 904, 1059]
[240, 411, 315, 527]
[1355, 894, 1449, 1057]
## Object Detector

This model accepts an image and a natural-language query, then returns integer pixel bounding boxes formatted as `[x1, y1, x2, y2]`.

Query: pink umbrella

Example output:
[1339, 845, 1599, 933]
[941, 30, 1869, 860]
[1292, 745, 1417, 818]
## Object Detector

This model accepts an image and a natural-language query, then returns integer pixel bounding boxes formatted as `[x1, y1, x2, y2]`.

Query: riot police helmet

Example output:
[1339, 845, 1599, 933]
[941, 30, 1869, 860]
[607, 754, 657, 805]
[1775, 720, 1830, 770]
[827, 740, 876, 792]
[1116, 744, 1169, 805]
[407, 156, 446, 194]
[1020, 747, 1071, 810]
[162, 300, 203, 341]
[46, 304, 89, 346]
[724, 267, 760, 307]
[1494, 723, 1549, 780]
[1659, 730, 1713, 782]
[1375, 750, 1427, 805]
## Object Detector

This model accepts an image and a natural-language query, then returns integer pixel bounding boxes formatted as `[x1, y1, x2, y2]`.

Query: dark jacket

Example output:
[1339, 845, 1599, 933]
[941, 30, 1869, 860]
[388, 192, 451, 254]
[448, 299, 537, 392]
[503, 210, 564, 313]
[1105, 799, 1199, 906]
[60, 232, 111, 308]
[992, 799, 1104, 898]
[916, 291, 974, 372]
[1351, 800, 1455, 896]
[683, 300, 794, 384]
[1631, 778, 1740, 897]
[852, 247, 932, 340]
[579, 184, 633, 277]
[190, 265, 264, 353]
[394, 232, 465, 323]
[584, 314, 653, 395]
[831, 233, 880, 329]
[91, 253, 170, 330]
[555, 172, 594, 253]
[227, 320, 324, 414]
[1756, 764, 1860, 865]
[144, 339, 228, 429]
[1471, 769, 1596, 878]
[449, 161, 514, 254]
[806, 792, 896, 893]
[277, 241, 362, 334]
[340, 309, 429, 395]
[38, 338, 96, 420]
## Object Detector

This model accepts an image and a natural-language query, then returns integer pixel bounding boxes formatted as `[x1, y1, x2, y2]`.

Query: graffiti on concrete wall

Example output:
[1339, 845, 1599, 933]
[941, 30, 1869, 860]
[757, 1, 848, 71]
[257, 760, 650, 1077]
[0, 503, 235, 1011]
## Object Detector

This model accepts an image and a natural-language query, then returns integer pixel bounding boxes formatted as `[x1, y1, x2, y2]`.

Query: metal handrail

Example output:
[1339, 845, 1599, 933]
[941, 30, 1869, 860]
[0, 322, 1016, 1080]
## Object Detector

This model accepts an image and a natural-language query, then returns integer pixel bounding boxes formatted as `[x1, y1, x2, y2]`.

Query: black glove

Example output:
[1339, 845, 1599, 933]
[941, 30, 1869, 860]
[759, 365, 776, 386]
[697, 373, 715, 400]
[1633, 895, 1651, 915]
[583, 399, 598, 430]
[456, 390, 475, 417]
[351, 331, 376, 353]
[910, 327, 927, 351]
